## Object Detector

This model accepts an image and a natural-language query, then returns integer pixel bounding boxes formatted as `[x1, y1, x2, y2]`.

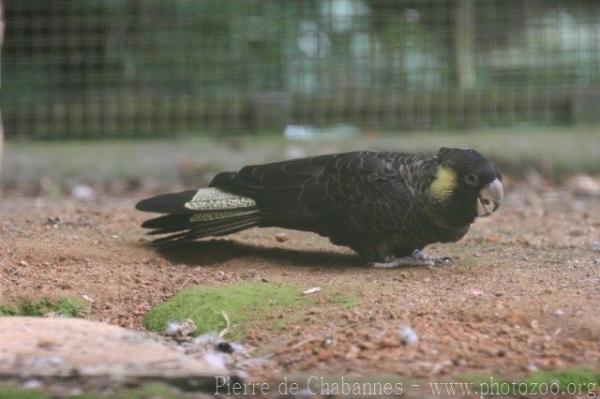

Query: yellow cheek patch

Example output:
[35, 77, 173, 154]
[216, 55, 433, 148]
[430, 166, 457, 201]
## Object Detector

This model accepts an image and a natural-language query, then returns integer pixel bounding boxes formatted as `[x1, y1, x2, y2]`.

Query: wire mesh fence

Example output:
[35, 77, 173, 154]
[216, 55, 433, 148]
[2, 0, 600, 139]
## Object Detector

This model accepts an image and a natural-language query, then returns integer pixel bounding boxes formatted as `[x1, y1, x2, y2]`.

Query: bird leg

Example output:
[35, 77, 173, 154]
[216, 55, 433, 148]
[370, 251, 454, 268]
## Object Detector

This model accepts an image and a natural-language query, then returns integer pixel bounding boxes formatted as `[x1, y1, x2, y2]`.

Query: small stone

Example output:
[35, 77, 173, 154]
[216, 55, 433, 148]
[379, 337, 399, 348]
[529, 319, 539, 329]
[46, 217, 62, 226]
[499, 326, 511, 335]
[567, 175, 600, 196]
[592, 241, 600, 252]
[275, 233, 289, 242]
[37, 338, 59, 349]
[71, 184, 96, 201]
[68, 388, 84, 396]
[216, 271, 228, 281]
[548, 358, 564, 368]
[164, 319, 197, 337]
[45, 312, 68, 318]
[215, 342, 234, 354]
[22, 379, 43, 390]
[526, 364, 539, 373]
[399, 326, 419, 346]
[358, 340, 376, 350]
[18, 260, 29, 267]
[242, 269, 258, 279]
[553, 309, 564, 318]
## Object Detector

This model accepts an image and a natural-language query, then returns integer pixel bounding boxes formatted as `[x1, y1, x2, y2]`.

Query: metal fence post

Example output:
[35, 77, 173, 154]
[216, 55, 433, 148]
[454, 0, 476, 90]
[0, 0, 4, 181]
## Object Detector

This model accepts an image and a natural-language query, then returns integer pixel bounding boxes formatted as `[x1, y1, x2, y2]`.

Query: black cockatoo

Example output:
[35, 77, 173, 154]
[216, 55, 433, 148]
[136, 148, 503, 267]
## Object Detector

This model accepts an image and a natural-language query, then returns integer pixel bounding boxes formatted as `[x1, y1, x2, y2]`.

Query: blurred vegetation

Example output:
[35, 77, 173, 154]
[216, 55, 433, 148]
[1, 369, 598, 398]
[0, 383, 190, 399]
[0, 297, 88, 317]
[2, 0, 600, 138]
[144, 282, 313, 339]
[459, 368, 600, 396]
[3, 128, 599, 194]
[144, 282, 358, 339]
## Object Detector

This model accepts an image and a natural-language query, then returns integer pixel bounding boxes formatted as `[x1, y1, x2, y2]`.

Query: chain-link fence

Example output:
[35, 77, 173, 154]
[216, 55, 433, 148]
[2, 0, 600, 139]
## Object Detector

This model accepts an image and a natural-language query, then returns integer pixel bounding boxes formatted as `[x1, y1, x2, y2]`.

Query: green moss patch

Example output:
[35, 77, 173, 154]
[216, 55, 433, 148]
[0, 383, 188, 399]
[0, 297, 88, 317]
[522, 368, 600, 390]
[458, 368, 600, 396]
[144, 282, 358, 338]
[330, 292, 361, 309]
[0, 388, 48, 399]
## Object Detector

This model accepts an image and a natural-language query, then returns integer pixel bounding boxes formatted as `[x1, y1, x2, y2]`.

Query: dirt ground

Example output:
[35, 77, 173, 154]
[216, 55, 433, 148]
[1, 177, 599, 380]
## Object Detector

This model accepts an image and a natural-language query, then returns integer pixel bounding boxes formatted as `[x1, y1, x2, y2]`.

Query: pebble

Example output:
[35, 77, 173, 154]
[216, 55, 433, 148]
[275, 233, 289, 242]
[203, 352, 227, 370]
[399, 326, 419, 346]
[316, 350, 332, 361]
[567, 175, 600, 196]
[553, 309, 564, 318]
[44, 312, 68, 319]
[379, 337, 399, 348]
[22, 379, 43, 390]
[216, 271, 228, 281]
[216, 342, 234, 354]
[164, 319, 197, 337]
[529, 320, 539, 329]
[526, 364, 539, 373]
[37, 338, 60, 348]
[71, 184, 96, 201]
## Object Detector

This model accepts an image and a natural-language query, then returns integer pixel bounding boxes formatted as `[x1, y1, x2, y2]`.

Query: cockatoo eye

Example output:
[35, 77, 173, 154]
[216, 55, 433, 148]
[464, 173, 479, 186]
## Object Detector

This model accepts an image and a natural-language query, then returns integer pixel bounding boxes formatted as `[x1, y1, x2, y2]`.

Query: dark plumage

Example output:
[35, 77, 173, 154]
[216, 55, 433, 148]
[136, 148, 503, 266]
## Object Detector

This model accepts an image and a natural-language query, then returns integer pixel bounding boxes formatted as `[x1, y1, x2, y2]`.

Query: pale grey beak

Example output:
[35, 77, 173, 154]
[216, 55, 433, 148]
[476, 178, 503, 217]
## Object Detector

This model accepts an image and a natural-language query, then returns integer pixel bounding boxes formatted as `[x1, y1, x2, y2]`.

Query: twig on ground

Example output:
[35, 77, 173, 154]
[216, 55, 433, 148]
[218, 311, 231, 339]
[288, 336, 320, 351]
[178, 277, 191, 290]
[303, 287, 321, 295]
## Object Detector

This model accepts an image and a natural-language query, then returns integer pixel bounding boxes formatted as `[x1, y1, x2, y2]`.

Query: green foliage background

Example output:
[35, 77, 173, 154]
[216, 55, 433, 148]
[3, 0, 600, 137]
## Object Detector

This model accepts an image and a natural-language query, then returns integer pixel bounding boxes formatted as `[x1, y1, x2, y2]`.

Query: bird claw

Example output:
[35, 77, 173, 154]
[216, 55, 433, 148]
[413, 251, 454, 268]
[370, 252, 454, 269]
[369, 259, 403, 268]
[433, 256, 454, 266]
[425, 257, 454, 270]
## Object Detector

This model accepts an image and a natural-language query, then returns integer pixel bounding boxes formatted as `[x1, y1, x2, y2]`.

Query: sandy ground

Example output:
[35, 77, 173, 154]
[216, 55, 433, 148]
[1, 179, 599, 380]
